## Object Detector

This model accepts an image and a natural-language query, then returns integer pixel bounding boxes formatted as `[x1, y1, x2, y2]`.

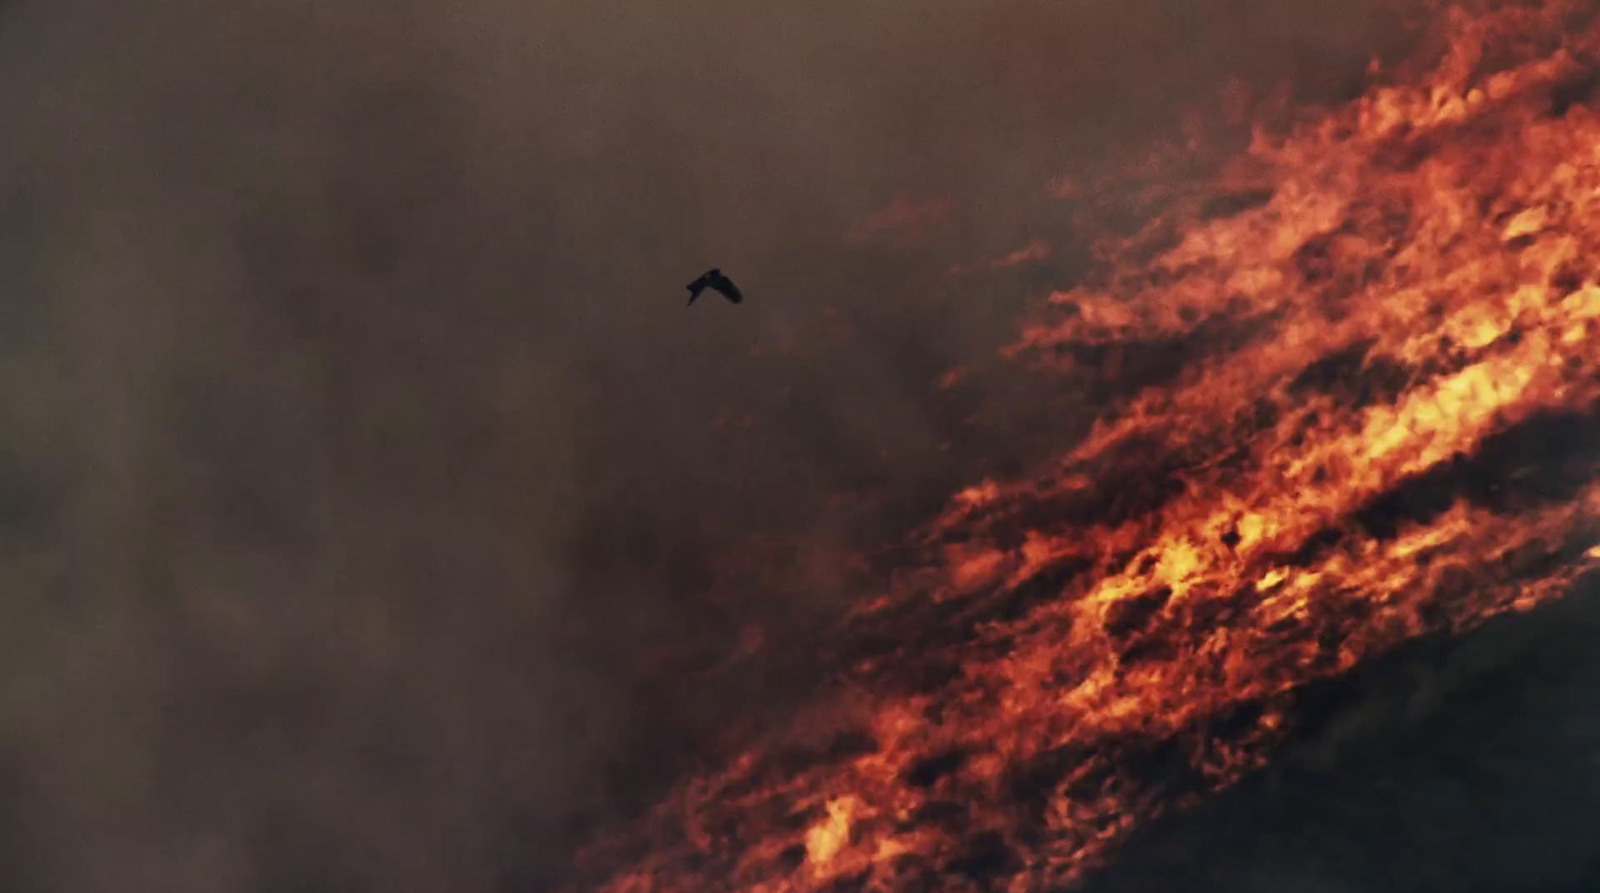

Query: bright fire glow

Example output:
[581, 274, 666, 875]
[572, 3, 1600, 891]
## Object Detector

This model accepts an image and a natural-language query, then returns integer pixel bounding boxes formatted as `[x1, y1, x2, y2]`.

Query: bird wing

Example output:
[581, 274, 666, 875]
[709, 273, 743, 303]
[686, 275, 709, 306]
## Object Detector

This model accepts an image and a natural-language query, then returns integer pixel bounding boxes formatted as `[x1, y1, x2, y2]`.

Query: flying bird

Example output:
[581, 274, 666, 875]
[686, 268, 743, 306]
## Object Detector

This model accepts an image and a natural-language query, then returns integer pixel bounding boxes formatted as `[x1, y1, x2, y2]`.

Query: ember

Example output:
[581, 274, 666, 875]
[572, 2, 1600, 891]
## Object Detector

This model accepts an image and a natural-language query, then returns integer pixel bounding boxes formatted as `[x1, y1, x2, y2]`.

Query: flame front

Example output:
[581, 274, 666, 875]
[575, 3, 1600, 891]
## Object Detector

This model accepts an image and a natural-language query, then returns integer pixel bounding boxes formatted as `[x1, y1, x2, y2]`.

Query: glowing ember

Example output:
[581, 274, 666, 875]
[571, 3, 1600, 891]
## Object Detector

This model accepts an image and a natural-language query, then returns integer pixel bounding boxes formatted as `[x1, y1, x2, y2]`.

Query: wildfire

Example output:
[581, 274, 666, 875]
[573, 2, 1600, 891]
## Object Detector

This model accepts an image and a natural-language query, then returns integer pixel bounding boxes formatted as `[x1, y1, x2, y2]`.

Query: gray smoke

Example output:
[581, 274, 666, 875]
[0, 1, 1404, 890]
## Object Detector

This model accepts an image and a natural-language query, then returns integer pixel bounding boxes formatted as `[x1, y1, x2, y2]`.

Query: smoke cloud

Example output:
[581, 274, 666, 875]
[0, 0, 1408, 890]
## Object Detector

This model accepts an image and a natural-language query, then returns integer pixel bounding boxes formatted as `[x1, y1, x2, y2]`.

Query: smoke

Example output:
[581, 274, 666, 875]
[0, 0, 1409, 890]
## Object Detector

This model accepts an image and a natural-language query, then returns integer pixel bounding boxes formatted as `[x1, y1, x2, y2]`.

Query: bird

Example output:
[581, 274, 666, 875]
[686, 268, 743, 306]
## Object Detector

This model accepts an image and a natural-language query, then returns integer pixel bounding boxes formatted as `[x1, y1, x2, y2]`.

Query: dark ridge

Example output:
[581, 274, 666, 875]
[1198, 187, 1276, 221]
[1548, 68, 1600, 116]
[902, 749, 971, 789]
[1353, 407, 1600, 540]
[1277, 628, 1459, 742]
[1074, 577, 1600, 893]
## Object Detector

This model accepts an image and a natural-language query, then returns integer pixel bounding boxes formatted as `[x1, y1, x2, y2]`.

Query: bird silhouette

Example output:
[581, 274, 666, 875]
[686, 268, 743, 306]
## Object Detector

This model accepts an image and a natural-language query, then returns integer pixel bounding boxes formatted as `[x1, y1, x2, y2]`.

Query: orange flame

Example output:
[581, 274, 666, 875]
[573, 3, 1600, 892]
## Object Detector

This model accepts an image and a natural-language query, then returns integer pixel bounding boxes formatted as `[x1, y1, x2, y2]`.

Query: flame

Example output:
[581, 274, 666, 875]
[804, 797, 860, 869]
[573, 3, 1600, 892]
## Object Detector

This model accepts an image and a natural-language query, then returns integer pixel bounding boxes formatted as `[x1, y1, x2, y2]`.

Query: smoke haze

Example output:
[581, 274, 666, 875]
[0, 1, 1409, 890]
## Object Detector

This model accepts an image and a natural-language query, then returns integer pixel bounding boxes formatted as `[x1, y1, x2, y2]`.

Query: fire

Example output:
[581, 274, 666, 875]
[804, 797, 860, 869]
[571, 2, 1600, 892]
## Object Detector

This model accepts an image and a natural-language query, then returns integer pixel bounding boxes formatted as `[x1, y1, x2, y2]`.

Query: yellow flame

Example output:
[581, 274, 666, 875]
[804, 798, 858, 870]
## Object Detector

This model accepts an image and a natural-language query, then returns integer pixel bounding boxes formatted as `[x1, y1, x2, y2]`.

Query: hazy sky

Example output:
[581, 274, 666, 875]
[0, 1, 1406, 890]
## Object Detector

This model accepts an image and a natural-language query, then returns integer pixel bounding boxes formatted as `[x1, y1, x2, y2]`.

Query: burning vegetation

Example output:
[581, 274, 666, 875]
[570, 2, 1600, 890]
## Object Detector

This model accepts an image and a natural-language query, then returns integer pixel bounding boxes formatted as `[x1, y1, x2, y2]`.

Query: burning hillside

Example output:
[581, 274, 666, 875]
[570, 2, 1600, 891]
